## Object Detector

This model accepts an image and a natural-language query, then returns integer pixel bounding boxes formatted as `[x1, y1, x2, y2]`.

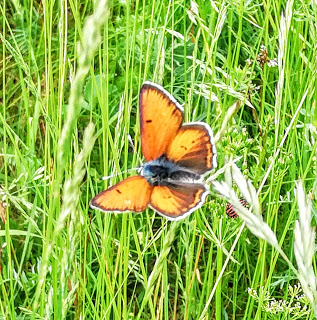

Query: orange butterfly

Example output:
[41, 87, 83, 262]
[90, 81, 217, 220]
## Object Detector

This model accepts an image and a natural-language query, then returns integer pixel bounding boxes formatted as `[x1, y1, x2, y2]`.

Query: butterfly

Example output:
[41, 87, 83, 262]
[90, 81, 217, 220]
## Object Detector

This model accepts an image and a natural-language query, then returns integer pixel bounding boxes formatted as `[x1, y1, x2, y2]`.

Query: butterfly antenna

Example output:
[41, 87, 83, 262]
[100, 134, 143, 181]
[100, 168, 136, 181]
[127, 134, 143, 166]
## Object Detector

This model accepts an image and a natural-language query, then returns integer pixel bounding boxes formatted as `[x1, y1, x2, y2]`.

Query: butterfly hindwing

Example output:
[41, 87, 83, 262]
[166, 123, 217, 174]
[149, 182, 208, 220]
[140, 82, 183, 161]
[90, 176, 152, 213]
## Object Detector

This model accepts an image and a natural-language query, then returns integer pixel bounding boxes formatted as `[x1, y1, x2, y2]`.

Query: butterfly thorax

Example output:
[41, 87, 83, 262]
[139, 155, 201, 186]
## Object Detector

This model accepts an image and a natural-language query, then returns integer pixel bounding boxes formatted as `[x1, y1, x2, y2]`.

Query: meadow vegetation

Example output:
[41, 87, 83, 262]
[1, 0, 317, 318]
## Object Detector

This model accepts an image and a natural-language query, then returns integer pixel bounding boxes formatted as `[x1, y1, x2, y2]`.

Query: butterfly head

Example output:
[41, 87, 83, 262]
[139, 155, 172, 185]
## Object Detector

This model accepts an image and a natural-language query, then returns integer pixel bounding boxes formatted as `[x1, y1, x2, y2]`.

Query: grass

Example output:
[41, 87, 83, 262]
[1, 0, 317, 319]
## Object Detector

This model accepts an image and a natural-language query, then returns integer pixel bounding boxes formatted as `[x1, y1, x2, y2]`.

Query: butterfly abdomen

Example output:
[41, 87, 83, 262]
[169, 170, 200, 182]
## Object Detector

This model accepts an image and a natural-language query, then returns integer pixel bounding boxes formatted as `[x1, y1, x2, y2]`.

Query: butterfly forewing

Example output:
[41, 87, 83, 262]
[166, 123, 217, 174]
[90, 176, 152, 213]
[140, 82, 183, 161]
[149, 183, 208, 220]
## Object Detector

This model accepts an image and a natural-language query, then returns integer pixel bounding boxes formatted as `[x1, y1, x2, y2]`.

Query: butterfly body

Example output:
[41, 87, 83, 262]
[90, 81, 217, 220]
[140, 155, 201, 186]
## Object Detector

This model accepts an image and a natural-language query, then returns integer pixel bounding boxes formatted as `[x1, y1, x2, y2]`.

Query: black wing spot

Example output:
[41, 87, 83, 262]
[116, 189, 122, 194]
[171, 107, 179, 116]
[146, 119, 152, 123]
[181, 146, 188, 150]
[192, 140, 196, 144]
